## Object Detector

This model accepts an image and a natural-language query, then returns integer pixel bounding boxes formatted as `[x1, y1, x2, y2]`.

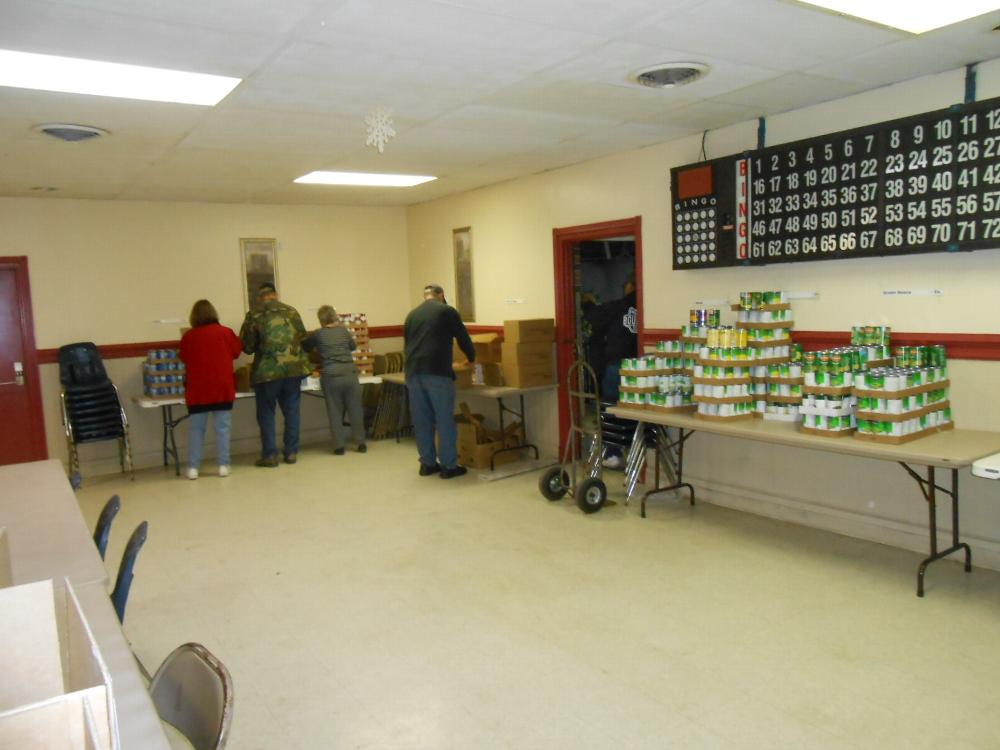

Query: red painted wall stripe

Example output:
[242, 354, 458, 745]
[37, 326, 1000, 364]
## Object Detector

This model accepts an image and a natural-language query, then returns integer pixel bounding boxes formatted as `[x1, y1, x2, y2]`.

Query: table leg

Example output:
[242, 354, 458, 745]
[899, 463, 971, 597]
[162, 404, 190, 477]
[623, 420, 647, 505]
[641, 428, 695, 518]
[488, 394, 539, 470]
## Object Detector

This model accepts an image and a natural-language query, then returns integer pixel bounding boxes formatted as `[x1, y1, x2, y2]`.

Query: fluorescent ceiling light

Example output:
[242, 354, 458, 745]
[794, 0, 998, 33]
[0, 49, 240, 105]
[294, 171, 437, 187]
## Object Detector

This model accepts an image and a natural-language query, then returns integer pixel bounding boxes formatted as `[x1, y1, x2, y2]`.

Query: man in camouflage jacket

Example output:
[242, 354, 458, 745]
[239, 283, 311, 467]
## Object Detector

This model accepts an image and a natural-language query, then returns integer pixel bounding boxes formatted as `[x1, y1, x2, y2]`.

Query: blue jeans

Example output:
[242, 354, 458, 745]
[255, 377, 303, 458]
[187, 410, 232, 469]
[406, 374, 457, 469]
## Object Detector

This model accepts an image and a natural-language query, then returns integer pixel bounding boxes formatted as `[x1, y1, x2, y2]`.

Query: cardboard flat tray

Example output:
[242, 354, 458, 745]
[751, 356, 793, 366]
[799, 426, 856, 438]
[680, 336, 708, 344]
[748, 338, 793, 348]
[699, 357, 755, 367]
[737, 319, 794, 330]
[854, 421, 954, 444]
[763, 376, 804, 385]
[694, 395, 753, 405]
[620, 369, 684, 377]
[764, 395, 804, 405]
[619, 386, 657, 394]
[800, 405, 854, 417]
[863, 358, 894, 369]
[695, 412, 755, 422]
[855, 401, 950, 423]
[645, 404, 697, 413]
[693, 376, 752, 385]
[853, 379, 950, 399]
[803, 384, 854, 396]
[731, 303, 791, 312]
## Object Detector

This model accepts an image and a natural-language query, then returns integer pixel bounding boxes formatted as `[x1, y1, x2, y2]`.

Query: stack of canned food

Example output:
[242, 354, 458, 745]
[850, 325, 891, 347]
[689, 308, 721, 328]
[705, 326, 747, 348]
[893, 345, 948, 368]
[855, 365, 948, 391]
[696, 401, 754, 419]
[856, 409, 952, 439]
[736, 306, 792, 325]
[143, 348, 185, 397]
[745, 327, 792, 344]
[699, 346, 753, 362]
[738, 290, 786, 310]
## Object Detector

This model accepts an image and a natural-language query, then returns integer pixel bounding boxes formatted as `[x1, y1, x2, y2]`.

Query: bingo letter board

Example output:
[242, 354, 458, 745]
[671, 95, 1000, 268]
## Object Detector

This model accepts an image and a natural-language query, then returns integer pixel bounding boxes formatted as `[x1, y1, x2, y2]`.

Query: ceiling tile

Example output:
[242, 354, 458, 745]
[710, 72, 872, 115]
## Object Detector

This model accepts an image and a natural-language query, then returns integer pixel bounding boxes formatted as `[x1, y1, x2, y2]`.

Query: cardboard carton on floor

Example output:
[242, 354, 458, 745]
[503, 319, 554, 345]
[0, 579, 113, 750]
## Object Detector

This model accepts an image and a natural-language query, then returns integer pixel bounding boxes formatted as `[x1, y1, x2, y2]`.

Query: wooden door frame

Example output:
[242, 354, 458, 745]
[552, 217, 643, 454]
[1, 256, 47, 460]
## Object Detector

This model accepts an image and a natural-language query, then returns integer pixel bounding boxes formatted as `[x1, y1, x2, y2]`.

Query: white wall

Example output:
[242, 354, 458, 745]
[406, 61, 1000, 569]
[0, 198, 410, 472]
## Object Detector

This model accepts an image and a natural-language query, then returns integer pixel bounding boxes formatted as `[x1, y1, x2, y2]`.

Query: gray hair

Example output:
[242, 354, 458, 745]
[317, 305, 338, 326]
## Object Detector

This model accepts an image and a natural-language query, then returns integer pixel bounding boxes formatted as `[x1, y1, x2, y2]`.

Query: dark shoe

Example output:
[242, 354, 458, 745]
[357, 444, 367, 453]
[440, 466, 468, 479]
[419, 463, 441, 476]
[333, 447, 346, 456]
[283, 453, 297, 464]
[255, 456, 279, 468]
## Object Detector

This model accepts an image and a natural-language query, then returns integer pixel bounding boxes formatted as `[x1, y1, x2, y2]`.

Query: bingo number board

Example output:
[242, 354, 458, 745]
[670, 94, 1000, 269]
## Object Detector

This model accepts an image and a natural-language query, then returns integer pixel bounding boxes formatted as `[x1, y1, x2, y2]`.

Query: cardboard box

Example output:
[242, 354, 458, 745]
[481, 362, 505, 387]
[502, 359, 554, 388]
[470, 333, 503, 363]
[0, 579, 113, 750]
[234, 364, 253, 393]
[503, 319, 554, 344]
[501, 342, 552, 368]
[454, 367, 473, 388]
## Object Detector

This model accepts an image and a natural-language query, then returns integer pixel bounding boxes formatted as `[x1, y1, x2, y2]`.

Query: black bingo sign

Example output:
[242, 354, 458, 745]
[670, 95, 1000, 269]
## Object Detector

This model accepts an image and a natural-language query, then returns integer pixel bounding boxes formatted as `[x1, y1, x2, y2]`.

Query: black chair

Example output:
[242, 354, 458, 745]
[92, 494, 121, 559]
[58, 342, 133, 488]
[111, 521, 148, 624]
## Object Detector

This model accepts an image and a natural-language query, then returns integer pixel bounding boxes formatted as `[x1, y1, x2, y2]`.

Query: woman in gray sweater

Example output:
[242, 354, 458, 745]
[303, 306, 367, 455]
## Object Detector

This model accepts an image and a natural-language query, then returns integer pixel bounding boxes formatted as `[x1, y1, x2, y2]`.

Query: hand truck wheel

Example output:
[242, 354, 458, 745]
[538, 466, 569, 501]
[576, 477, 607, 514]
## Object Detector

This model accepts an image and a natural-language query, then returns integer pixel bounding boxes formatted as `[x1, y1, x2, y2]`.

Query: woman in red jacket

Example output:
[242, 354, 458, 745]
[179, 300, 242, 479]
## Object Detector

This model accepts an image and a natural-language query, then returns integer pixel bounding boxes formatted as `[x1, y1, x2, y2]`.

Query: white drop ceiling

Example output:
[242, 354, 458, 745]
[1, 0, 999, 206]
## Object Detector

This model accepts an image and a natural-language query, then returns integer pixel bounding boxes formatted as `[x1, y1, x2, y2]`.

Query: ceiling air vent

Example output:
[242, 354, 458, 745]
[33, 123, 109, 142]
[632, 62, 709, 89]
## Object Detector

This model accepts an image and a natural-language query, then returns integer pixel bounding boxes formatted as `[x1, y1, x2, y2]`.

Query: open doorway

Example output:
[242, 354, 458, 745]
[552, 217, 643, 454]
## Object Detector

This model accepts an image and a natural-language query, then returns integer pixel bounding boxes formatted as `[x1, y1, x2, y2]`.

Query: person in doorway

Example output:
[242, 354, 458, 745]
[302, 305, 367, 455]
[239, 282, 311, 467]
[178, 299, 242, 479]
[582, 274, 638, 469]
[404, 284, 475, 478]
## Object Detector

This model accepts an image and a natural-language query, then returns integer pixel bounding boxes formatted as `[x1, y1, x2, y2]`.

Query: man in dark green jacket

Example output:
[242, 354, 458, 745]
[240, 283, 311, 466]
[404, 284, 475, 478]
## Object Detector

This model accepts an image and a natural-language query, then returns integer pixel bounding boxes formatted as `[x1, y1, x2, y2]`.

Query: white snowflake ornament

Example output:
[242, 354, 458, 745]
[365, 106, 396, 153]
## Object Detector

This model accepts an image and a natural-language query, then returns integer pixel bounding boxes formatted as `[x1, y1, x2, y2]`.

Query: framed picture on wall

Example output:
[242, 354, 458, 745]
[453, 227, 475, 322]
[240, 238, 278, 309]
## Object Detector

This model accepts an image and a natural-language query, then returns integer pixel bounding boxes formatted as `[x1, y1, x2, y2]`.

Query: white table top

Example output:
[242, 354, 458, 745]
[0, 459, 108, 588]
[380, 370, 557, 398]
[607, 406, 1000, 469]
[133, 375, 382, 408]
[73, 579, 172, 750]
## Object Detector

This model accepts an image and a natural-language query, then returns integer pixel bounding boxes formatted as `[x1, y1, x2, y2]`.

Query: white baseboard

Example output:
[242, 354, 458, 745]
[677, 470, 1000, 573]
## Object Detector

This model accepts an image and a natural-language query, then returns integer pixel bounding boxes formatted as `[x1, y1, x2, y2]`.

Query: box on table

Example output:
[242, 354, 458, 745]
[481, 362, 505, 387]
[502, 359, 554, 388]
[503, 319, 554, 344]
[454, 367, 474, 388]
[501, 342, 552, 367]
[0, 579, 114, 750]
[470, 333, 503, 363]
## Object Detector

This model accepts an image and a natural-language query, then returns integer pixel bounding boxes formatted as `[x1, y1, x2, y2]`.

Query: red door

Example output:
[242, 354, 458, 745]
[0, 257, 46, 464]
[552, 217, 643, 455]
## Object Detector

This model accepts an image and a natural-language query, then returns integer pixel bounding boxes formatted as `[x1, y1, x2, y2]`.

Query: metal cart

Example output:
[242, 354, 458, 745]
[538, 360, 608, 513]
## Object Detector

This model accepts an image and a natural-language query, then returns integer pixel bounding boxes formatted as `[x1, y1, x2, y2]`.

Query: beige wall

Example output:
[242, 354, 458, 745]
[406, 60, 1000, 569]
[0, 198, 410, 470]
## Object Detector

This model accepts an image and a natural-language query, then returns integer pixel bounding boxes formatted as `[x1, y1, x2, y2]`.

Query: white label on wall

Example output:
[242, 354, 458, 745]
[881, 289, 944, 297]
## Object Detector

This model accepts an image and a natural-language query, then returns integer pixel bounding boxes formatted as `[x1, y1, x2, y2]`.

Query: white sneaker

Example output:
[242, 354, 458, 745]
[218, 465, 231, 477]
[602, 455, 624, 470]
[186, 467, 199, 480]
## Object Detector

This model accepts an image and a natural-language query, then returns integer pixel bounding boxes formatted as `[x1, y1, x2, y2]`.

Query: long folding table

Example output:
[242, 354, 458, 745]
[133, 375, 382, 475]
[607, 407, 1000, 597]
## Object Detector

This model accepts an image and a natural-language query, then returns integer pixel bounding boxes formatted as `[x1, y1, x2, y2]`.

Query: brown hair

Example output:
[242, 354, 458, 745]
[317, 305, 338, 326]
[189, 299, 220, 328]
